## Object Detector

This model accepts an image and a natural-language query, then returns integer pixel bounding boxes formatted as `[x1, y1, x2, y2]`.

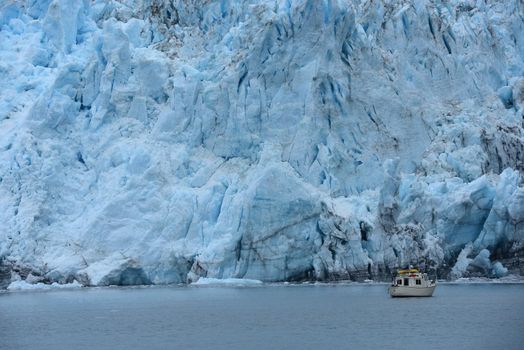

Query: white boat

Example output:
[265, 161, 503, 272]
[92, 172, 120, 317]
[388, 269, 436, 297]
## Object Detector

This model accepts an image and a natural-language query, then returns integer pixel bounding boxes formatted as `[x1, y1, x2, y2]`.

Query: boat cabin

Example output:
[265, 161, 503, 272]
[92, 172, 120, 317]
[392, 269, 431, 287]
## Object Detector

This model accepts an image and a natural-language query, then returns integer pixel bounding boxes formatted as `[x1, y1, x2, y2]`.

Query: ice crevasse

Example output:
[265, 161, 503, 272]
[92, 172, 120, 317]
[0, 0, 523, 288]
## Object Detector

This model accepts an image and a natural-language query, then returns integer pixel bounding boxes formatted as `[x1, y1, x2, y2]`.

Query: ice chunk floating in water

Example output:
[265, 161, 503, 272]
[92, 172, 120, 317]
[191, 278, 263, 286]
[0, 0, 523, 287]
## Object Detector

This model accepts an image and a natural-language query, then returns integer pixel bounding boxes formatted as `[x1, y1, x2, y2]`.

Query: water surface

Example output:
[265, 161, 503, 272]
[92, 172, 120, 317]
[1, 283, 523, 349]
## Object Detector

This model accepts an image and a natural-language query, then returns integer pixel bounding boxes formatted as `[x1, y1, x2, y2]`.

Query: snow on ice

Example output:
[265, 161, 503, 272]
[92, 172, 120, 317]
[0, 0, 523, 288]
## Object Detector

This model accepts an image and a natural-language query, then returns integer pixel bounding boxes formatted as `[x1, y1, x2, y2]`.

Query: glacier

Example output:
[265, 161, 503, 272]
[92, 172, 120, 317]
[0, 0, 523, 288]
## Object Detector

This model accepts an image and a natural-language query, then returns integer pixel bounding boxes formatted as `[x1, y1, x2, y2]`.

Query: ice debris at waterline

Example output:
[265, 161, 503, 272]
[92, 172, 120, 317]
[6, 280, 83, 291]
[0, 0, 523, 289]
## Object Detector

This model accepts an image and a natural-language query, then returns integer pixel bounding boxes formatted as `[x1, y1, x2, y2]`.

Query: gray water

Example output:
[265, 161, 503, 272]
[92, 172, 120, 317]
[0, 283, 523, 350]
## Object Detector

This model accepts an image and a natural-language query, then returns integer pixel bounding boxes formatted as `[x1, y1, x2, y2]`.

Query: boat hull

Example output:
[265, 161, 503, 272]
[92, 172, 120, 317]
[388, 285, 436, 297]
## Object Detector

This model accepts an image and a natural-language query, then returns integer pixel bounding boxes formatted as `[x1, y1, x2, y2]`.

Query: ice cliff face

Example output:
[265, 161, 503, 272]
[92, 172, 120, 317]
[0, 0, 523, 287]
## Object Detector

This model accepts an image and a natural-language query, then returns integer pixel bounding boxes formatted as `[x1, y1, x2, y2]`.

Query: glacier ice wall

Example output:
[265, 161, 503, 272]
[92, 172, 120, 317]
[0, 0, 523, 287]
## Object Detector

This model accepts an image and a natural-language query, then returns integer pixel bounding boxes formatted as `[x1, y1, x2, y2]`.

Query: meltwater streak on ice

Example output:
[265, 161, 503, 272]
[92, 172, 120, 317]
[1, 284, 524, 350]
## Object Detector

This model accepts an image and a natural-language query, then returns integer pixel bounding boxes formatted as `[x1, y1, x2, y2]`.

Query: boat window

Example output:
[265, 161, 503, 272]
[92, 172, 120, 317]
[416, 279, 421, 285]
[397, 279, 402, 285]
[404, 278, 409, 286]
